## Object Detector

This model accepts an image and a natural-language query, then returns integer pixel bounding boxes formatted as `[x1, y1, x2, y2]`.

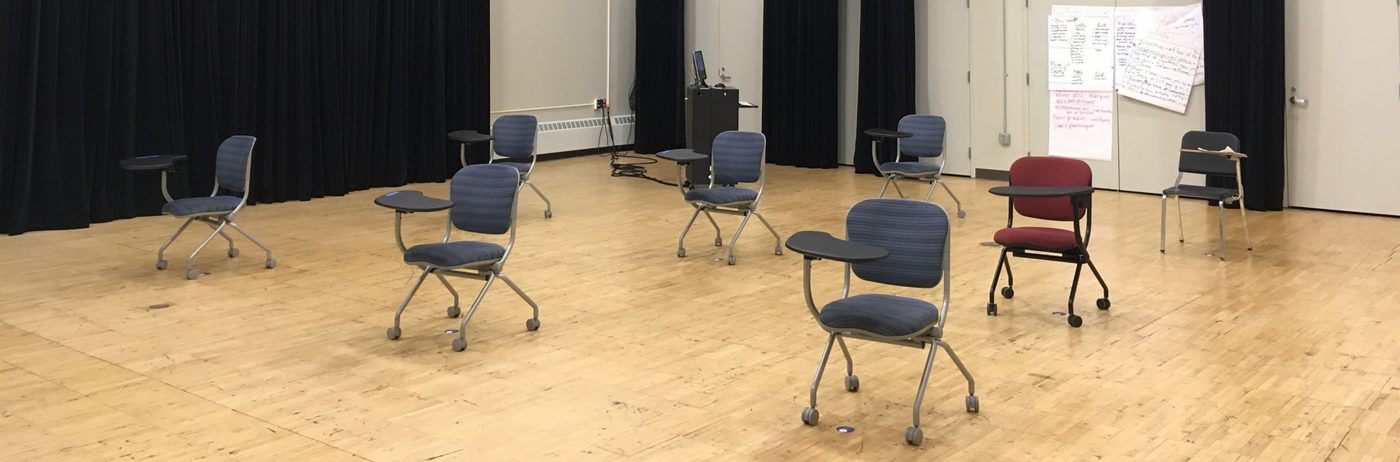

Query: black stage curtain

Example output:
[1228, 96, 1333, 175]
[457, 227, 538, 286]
[1203, 0, 1285, 211]
[0, 0, 490, 235]
[633, 0, 685, 154]
[762, 0, 839, 168]
[852, 0, 916, 174]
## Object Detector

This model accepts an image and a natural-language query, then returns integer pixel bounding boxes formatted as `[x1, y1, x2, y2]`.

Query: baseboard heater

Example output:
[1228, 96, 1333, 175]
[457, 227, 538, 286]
[533, 114, 635, 155]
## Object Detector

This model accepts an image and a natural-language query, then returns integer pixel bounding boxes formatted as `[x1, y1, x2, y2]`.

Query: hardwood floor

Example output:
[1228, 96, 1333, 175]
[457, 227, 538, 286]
[2, 154, 1398, 461]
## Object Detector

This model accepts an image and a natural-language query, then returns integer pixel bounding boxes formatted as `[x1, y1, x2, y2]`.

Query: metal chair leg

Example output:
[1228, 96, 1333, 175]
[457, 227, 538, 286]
[200, 219, 237, 255]
[987, 249, 1008, 315]
[453, 274, 497, 352]
[727, 211, 754, 265]
[910, 340, 939, 429]
[877, 176, 895, 198]
[1217, 201, 1227, 260]
[935, 339, 976, 398]
[923, 180, 938, 202]
[433, 272, 462, 317]
[184, 221, 229, 279]
[1176, 196, 1185, 243]
[702, 210, 723, 246]
[523, 180, 553, 218]
[808, 333, 837, 409]
[1159, 194, 1168, 253]
[1239, 201, 1253, 251]
[677, 207, 703, 257]
[891, 180, 907, 198]
[1066, 262, 1085, 327]
[387, 268, 431, 339]
[157, 218, 196, 269]
[752, 211, 782, 255]
[836, 336, 854, 377]
[938, 181, 966, 218]
[226, 221, 274, 262]
[496, 273, 540, 325]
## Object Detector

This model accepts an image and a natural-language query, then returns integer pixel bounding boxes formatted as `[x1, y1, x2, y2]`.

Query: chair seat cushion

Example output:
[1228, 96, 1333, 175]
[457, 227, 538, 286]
[819, 294, 939, 338]
[684, 187, 758, 205]
[404, 241, 506, 268]
[162, 196, 242, 217]
[879, 161, 940, 176]
[994, 226, 1079, 252]
[1163, 184, 1237, 200]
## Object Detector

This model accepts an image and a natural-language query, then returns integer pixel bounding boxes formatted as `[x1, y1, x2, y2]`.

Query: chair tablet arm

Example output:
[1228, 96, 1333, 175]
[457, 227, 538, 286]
[120, 155, 187, 172]
[374, 191, 453, 213]
[988, 185, 1094, 198]
[785, 231, 889, 263]
[864, 128, 912, 140]
[658, 149, 708, 164]
[447, 130, 492, 144]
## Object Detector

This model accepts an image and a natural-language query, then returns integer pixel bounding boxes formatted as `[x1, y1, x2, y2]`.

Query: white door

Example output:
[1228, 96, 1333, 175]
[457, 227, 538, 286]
[917, 0, 973, 176]
[1285, 0, 1400, 216]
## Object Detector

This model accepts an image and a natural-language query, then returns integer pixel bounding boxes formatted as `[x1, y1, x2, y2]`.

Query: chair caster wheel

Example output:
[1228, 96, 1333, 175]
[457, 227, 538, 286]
[451, 338, 467, 352]
[227, 248, 239, 258]
[678, 248, 686, 258]
[905, 426, 924, 446]
[727, 255, 736, 265]
[1068, 314, 1083, 328]
[801, 407, 819, 426]
[525, 318, 540, 331]
[986, 303, 997, 316]
[386, 326, 401, 340]
[185, 269, 200, 280]
[957, 210, 967, 219]
[1097, 298, 1110, 310]
[156, 259, 168, 270]
[714, 238, 723, 247]
[447, 305, 461, 318]
[265, 258, 276, 269]
[544, 210, 552, 219]
[1001, 286, 1014, 299]
[966, 395, 980, 413]
[845, 375, 860, 392]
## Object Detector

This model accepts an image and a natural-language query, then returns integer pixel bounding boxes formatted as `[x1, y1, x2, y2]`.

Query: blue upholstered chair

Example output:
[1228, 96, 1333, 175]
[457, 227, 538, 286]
[448, 115, 553, 218]
[152, 135, 275, 280]
[659, 130, 781, 265]
[1160, 130, 1253, 260]
[868, 114, 966, 218]
[784, 199, 978, 446]
[373, 164, 540, 352]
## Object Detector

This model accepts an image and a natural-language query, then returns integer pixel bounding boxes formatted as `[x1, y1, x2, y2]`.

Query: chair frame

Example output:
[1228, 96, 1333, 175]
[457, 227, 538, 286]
[384, 171, 540, 352]
[156, 136, 275, 280]
[987, 184, 1110, 328]
[871, 116, 966, 218]
[671, 132, 781, 265]
[1159, 145, 1253, 260]
[795, 201, 977, 446]
[455, 116, 554, 219]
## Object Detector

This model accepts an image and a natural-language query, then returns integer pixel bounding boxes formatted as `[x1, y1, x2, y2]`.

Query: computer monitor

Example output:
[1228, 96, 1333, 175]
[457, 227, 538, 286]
[693, 50, 708, 87]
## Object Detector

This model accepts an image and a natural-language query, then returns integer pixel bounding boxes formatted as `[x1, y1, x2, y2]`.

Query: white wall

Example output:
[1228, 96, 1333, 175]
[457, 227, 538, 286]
[686, 0, 764, 132]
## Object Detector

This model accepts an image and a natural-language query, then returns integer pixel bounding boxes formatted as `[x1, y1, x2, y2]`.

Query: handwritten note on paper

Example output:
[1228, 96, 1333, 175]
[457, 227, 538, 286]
[1112, 4, 1205, 87]
[1049, 91, 1114, 161]
[1118, 35, 1200, 113]
[1048, 14, 1115, 92]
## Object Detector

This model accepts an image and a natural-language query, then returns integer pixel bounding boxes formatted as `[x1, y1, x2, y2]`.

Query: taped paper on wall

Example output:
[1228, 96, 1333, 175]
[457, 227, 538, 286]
[1049, 90, 1114, 161]
[1117, 35, 1200, 113]
[1048, 14, 1115, 91]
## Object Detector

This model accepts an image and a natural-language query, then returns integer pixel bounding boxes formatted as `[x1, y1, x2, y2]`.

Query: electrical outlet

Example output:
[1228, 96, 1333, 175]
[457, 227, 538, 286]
[998, 132, 1012, 146]
[595, 98, 606, 110]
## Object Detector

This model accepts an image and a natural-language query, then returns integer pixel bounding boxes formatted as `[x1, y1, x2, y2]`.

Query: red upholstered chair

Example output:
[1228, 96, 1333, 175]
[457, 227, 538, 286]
[986, 157, 1110, 327]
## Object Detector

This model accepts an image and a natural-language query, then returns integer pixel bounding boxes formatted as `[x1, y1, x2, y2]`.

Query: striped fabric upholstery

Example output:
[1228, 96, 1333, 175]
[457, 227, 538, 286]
[711, 131, 765, 185]
[215, 135, 257, 193]
[896, 115, 946, 158]
[847, 199, 948, 289]
[492, 115, 538, 159]
[450, 164, 518, 235]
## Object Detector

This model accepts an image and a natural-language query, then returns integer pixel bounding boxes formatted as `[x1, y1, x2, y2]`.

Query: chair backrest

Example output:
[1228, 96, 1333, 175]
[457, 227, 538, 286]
[1009, 156, 1091, 222]
[847, 199, 948, 289]
[492, 115, 538, 159]
[897, 114, 946, 158]
[1179, 130, 1240, 177]
[450, 164, 518, 234]
[710, 130, 766, 185]
[215, 135, 257, 194]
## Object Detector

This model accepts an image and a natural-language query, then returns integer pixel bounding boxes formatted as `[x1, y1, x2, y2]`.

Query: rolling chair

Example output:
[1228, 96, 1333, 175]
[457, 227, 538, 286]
[657, 130, 781, 265]
[448, 114, 553, 218]
[986, 157, 1109, 328]
[1160, 130, 1253, 260]
[373, 164, 540, 352]
[864, 114, 966, 218]
[124, 135, 275, 280]
[785, 199, 978, 446]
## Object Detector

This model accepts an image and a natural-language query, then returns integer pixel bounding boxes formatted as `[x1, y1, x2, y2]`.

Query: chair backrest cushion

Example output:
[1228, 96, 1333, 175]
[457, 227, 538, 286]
[492, 115, 538, 159]
[1009, 156, 1091, 222]
[847, 199, 948, 289]
[450, 164, 518, 234]
[710, 130, 765, 185]
[1179, 130, 1239, 177]
[897, 114, 946, 158]
[215, 135, 257, 193]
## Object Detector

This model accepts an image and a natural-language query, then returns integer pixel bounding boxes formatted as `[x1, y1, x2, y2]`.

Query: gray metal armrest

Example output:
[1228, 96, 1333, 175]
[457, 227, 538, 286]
[121, 155, 188, 203]
[375, 191, 453, 253]
[786, 231, 889, 263]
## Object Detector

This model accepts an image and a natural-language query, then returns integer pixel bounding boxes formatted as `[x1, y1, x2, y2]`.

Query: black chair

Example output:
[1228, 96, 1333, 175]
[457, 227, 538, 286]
[1160, 130, 1253, 260]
